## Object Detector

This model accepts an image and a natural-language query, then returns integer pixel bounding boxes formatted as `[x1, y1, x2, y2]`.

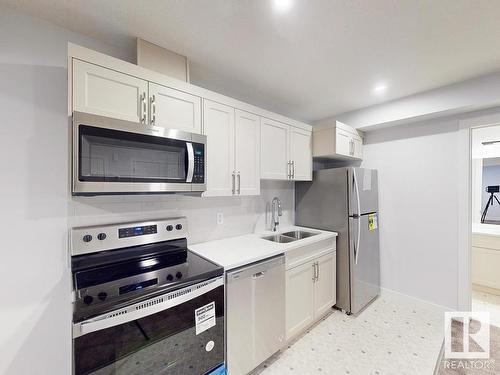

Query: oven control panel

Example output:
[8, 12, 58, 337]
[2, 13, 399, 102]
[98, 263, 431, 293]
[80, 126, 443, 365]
[71, 218, 188, 256]
[77, 262, 189, 307]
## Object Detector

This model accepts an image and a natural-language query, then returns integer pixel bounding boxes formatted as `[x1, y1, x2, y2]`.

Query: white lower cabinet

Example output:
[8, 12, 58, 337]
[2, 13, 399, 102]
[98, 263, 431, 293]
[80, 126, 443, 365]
[472, 233, 500, 291]
[313, 252, 336, 317]
[285, 261, 315, 339]
[286, 250, 336, 341]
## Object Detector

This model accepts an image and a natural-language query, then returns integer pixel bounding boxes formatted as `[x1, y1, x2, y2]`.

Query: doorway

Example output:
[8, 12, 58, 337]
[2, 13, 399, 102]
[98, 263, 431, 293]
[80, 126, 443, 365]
[470, 124, 500, 327]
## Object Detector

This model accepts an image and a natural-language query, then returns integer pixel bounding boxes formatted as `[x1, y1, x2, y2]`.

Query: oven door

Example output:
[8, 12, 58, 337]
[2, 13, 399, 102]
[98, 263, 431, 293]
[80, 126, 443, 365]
[73, 278, 224, 375]
[72, 112, 206, 195]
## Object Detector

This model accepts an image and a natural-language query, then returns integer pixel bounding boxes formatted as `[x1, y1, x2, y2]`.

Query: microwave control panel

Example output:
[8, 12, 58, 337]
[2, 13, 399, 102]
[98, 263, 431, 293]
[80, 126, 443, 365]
[193, 143, 205, 184]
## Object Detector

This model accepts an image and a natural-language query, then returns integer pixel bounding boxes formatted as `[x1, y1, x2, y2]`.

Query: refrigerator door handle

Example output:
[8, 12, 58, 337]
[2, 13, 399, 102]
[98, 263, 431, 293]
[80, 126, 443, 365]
[353, 170, 361, 264]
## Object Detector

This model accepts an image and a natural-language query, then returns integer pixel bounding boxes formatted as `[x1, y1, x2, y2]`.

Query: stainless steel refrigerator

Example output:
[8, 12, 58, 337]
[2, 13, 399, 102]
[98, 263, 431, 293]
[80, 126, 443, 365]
[295, 167, 380, 315]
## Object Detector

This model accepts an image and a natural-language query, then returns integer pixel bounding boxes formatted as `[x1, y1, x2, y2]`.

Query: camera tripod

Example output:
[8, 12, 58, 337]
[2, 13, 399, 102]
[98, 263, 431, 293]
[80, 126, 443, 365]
[481, 191, 500, 223]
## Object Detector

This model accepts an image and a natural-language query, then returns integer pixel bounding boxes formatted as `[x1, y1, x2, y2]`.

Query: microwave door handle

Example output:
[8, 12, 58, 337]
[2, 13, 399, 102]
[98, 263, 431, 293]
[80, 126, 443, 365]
[186, 142, 194, 183]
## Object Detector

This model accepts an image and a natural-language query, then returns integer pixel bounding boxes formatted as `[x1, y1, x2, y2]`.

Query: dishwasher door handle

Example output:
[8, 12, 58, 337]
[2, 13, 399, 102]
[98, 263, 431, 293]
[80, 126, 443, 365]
[252, 271, 266, 279]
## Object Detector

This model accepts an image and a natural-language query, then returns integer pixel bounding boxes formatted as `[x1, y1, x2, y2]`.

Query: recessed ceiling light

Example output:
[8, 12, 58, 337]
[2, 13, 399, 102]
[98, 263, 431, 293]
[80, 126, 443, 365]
[372, 84, 388, 94]
[273, 0, 293, 13]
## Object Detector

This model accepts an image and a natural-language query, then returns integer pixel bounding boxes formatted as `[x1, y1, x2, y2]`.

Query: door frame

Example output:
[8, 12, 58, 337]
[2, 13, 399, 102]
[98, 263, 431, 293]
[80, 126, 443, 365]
[458, 112, 500, 311]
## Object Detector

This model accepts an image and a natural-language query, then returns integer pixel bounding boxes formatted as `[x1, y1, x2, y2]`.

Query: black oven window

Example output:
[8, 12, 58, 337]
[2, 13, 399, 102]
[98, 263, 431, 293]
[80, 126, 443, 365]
[74, 286, 224, 375]
[79, 126, 187, 183]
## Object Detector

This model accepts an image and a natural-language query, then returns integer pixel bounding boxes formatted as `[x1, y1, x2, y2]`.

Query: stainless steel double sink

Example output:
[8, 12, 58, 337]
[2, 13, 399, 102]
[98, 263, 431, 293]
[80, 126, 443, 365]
[262, 229, 318, 243]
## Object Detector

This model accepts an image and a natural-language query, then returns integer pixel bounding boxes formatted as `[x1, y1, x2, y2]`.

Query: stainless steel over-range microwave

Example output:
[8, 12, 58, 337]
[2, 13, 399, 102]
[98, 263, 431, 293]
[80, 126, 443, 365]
[72, 112, 206, 195]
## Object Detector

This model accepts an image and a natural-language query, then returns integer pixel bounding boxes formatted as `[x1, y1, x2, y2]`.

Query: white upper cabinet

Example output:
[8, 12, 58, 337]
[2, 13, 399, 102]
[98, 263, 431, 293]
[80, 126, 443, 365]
[289, 127, 313, 181]
[313, 121, 363, 160]
[73, 59, 148, 124]
[352, 134, 363, 159]
[261, 118, 290, 180]
[234, 110, 260, 196]
[203, 102, 260, 197]
[72, 60, 202, 134]
[261, 118, 312, 181]
[148, 83, 201, 133]
[203, 100, 235, 197]
[69, 44, 314, 194]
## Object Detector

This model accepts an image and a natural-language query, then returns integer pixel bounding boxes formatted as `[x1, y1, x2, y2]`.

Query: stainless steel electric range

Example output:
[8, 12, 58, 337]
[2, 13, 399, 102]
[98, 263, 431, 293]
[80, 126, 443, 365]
[70, 218, 224, 375]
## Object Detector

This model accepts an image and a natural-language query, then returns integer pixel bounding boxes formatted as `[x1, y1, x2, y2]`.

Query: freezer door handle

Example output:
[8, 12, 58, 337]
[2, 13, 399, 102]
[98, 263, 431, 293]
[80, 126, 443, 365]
[353, 170, 361, 264]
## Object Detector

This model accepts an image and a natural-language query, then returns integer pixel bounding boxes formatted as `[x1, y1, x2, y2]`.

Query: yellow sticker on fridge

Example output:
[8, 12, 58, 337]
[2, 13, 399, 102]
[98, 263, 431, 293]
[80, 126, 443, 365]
[368, 213, 378, 231]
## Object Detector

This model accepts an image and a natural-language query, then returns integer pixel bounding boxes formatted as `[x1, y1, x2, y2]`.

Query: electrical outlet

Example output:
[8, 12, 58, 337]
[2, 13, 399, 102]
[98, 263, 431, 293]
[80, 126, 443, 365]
[216, 212, 224, 225]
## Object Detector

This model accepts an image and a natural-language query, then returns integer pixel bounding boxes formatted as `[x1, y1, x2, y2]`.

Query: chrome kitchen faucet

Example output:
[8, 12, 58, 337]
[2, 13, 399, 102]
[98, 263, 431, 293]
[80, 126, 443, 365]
[271, 197, 282, 232]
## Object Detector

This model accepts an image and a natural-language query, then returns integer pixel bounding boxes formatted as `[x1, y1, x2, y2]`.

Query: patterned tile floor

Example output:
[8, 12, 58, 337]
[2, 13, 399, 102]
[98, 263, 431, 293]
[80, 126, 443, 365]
[258, 290, 445, 375]
[472, 289, 500, 328]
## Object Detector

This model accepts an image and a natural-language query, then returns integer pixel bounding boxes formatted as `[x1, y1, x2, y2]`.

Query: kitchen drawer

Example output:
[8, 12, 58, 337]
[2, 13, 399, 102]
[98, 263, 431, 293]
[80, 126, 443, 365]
[285, 237, 336, 270]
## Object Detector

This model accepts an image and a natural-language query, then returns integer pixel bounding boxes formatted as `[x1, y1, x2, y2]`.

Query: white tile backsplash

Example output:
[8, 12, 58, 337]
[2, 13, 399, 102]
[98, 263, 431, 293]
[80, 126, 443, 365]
[69, 180, 295, 244]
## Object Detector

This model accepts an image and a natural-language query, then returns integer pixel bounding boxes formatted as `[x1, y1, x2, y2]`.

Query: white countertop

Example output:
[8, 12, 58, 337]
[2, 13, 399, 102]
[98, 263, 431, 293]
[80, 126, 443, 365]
[190, 226, 338, 270]
[472, 223, 500, 237]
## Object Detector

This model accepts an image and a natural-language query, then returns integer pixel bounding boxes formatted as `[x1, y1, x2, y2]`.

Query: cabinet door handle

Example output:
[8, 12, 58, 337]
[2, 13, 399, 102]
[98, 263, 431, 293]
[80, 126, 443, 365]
[140, 92, 147, 124]
[316, 261, 319, 281]
[237, 171, 241, 195]
[292, 161, 295, 179]
[232, 171, 235, 195]
[150, 94, 156, 126]
[312, 263, 316, 282]
[287, 161, 291, 179]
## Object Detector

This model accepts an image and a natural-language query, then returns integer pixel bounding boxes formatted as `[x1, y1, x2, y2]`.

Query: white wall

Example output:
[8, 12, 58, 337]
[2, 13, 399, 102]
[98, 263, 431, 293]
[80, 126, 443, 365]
[70, 182, 294, 244]
[0, 6, 293, 375]
[361, 116, 460, 309]
[361, 107, 500, 309]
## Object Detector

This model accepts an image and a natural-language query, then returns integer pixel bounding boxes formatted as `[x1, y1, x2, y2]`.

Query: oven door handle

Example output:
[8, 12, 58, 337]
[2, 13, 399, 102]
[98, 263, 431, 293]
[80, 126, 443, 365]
[73, 276, 223, 338]
[186, 142, 194, 183]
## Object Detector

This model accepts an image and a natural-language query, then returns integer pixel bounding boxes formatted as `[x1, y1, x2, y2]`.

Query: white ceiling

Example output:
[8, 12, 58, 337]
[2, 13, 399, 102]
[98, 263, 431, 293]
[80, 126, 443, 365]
[4, 0, 500, 123]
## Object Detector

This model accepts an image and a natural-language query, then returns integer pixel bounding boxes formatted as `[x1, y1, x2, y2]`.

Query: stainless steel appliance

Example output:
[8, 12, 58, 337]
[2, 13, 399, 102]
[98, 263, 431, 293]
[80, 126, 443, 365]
[226, 256, 285, 375]
[72, 112, 206, 195]
[71, 218, 224, 375]
[295, 167, 380, 315]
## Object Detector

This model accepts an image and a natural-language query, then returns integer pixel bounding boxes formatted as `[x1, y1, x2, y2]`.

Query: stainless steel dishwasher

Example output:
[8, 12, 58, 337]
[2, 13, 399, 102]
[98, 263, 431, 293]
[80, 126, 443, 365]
[226, 255, 285, 375]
